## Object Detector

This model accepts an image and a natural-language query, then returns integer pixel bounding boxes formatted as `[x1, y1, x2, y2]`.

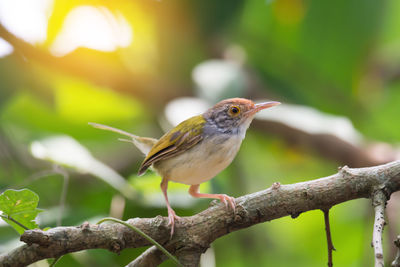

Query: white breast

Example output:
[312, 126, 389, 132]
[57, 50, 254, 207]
[154, 134, 243, 185]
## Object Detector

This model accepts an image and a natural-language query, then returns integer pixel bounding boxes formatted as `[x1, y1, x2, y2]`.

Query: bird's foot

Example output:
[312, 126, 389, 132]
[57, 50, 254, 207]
[167, 207, 181, 237]
[188, 185, 236, 212]
[217, 194, 236, 212]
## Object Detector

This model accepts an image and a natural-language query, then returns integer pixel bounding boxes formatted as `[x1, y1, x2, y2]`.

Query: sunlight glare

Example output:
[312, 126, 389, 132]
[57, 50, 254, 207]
[0, 0, 53, 44]
[0, 38, 13, 57]
[50, 6, 132, 56]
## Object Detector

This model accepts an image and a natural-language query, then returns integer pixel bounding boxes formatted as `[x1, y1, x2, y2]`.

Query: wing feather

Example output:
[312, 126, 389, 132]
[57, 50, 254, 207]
[138, 116, 205, 175]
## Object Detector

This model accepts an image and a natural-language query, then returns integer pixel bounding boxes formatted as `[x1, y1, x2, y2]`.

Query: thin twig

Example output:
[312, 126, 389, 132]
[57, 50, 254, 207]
[54, 165, 69, 227]
[322, 209, 335, 267]
[12, 169, 60, 189]
[392, 235, 400, 267]
[0, 214, 29, 231]
[97, 217, 183, 266]
[372, 190, 387, 267]
[10, 165, 69, 227]
[49, 256, 61, 267]
[127, 245, 166, 267]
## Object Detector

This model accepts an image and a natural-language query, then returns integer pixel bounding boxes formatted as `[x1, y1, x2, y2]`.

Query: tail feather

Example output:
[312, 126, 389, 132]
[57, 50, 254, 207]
[88, 122, 139, 139]
[89, 122, 158, 155]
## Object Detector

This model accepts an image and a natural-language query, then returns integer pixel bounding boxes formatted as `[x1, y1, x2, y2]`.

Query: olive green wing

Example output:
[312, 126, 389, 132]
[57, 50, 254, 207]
[138, 115, 205, 175]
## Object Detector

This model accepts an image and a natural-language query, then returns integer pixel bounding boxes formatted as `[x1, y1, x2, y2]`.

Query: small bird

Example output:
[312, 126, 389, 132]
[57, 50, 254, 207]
[90, 98, 280, 236]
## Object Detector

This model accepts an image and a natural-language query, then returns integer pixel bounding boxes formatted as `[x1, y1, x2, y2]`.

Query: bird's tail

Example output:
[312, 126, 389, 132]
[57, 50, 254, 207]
[88, 122, 157, 155]
[88, 122, 139, 139]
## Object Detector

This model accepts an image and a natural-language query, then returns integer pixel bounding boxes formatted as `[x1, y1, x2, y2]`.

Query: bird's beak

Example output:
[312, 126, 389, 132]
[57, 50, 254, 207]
[245, 101, 281, 117]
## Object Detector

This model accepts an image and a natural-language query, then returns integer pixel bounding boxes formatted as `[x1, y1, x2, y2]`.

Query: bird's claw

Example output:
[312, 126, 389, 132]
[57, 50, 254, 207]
[219, 194, 236, 212]
[167, 208, 181, 237]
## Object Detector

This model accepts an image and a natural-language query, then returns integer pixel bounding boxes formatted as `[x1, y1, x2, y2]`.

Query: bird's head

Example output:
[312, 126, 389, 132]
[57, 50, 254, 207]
[203, 98, 280, 135]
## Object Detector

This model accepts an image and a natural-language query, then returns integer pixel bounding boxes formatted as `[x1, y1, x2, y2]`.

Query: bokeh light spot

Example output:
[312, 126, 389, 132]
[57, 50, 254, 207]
[50, 6, 132, 56]
[0, 38, 13, 57]
[0, 0, 53, 44]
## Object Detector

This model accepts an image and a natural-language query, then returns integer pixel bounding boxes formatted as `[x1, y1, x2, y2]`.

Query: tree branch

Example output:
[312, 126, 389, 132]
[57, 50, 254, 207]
[0, 161, 399, 267]
[253, 119, 398, 168]
[322, 209, 335, 267]
[372, 190, 387, 267]
[127, 246, 167, 267]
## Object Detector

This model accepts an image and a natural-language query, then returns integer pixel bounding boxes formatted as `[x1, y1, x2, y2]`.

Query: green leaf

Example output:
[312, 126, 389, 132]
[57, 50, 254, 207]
[0, 189, 43, 234]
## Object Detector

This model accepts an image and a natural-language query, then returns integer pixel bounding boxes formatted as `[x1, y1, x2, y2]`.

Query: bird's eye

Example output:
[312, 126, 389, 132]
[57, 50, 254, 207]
[229, 106, 241, 116]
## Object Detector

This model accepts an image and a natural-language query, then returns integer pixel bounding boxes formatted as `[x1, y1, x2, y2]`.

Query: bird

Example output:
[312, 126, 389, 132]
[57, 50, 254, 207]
[89, 98, 280, 236]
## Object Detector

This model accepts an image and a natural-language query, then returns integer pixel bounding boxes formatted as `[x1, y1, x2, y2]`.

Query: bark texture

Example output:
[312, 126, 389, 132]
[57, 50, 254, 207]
[0, 160, 399, 266]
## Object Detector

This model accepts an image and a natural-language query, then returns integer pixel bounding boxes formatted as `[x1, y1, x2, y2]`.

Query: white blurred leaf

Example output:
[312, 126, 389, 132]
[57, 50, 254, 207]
[30, 135, 135, 199]
[192, 60, 246, 102]
[255, 102, 362, 145]
[163, 97, 209, 128]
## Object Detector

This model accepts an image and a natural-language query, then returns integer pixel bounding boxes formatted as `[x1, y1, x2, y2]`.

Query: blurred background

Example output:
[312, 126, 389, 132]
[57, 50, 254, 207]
[0, 0, 400, 266]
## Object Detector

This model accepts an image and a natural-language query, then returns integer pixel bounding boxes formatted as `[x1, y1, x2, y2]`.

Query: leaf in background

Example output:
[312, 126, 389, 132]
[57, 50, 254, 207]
[0, 189, 43, 234]
[192, 60, 246, 103]
[30, 135, 136, 199]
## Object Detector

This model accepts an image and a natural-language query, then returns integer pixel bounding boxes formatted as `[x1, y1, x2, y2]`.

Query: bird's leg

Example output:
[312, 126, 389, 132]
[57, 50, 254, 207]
[188, 184, 236, 211]
[160, 178, 180, 237]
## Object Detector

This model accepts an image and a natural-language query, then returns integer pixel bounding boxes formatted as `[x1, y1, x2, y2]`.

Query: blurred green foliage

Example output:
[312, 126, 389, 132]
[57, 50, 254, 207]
[0, 0, 399, 266]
